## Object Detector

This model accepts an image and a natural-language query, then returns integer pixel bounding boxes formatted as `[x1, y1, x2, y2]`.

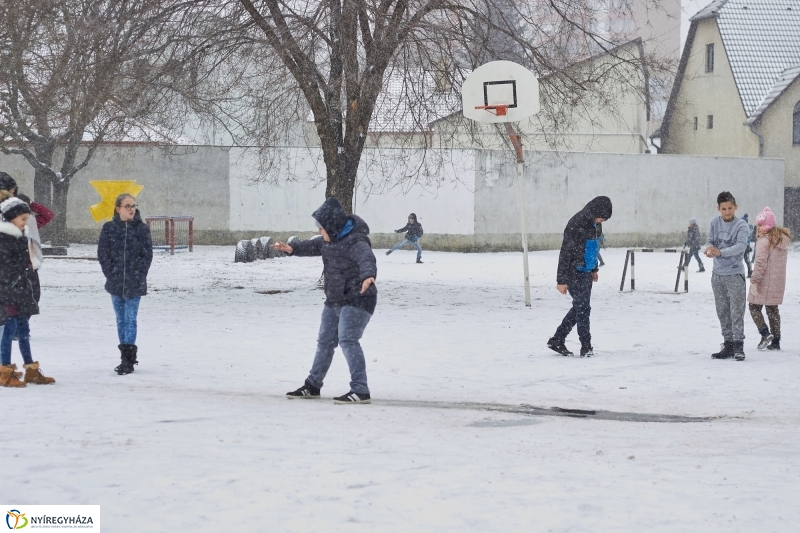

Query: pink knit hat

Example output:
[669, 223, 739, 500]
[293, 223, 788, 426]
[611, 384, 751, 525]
[755, 207, 776, 231]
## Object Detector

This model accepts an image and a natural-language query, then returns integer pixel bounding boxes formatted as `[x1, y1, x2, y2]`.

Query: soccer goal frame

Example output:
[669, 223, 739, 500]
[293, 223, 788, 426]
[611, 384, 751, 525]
[619, 248, 689, 293]
[145, 216, 194, 255]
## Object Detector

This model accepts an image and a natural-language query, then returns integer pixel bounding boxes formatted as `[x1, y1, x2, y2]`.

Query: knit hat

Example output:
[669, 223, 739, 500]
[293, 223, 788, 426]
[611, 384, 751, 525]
[409, 213, 417, 222]
[689, 217, 697, 225]
[755, 207, 776, 232]
[0, 172, 17, 192]
[743, 213, 749, 222]
[0, 196, 31, 222]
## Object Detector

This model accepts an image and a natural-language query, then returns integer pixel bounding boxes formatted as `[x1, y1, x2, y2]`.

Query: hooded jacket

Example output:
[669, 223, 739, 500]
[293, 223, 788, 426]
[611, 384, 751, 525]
[748, 234, 790, 305]
[291, 197, 378, 313]
[396, 213, 423, 241]
[684, 224, 701, 250]
[556, 196, 613, 285]
[97, 210, 153, 298]
[0, 220, 40, 318]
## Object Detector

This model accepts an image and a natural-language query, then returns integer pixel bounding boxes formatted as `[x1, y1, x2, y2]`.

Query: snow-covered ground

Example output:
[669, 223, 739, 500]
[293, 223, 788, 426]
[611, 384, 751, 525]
[3, 244, 799, 531]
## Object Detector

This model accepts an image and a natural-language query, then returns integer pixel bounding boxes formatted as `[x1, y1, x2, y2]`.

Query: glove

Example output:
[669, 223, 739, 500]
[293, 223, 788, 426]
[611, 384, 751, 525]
[5, 305, 18, 317]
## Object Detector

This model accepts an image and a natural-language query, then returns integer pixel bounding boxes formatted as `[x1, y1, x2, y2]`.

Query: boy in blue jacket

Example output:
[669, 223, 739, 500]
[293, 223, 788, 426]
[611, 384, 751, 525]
[386, 213, 424, 263]
[547, 196, 613, 357]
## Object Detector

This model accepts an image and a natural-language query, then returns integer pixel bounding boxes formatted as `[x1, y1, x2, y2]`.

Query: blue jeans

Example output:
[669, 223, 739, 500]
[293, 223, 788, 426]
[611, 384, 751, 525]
[390, 238, 422, 260]
[1, 316, 34, 366]
[308, 304, 372, 395]
[684, 249, 704, 269]
[554, 272, 593, 346]
[111, 295, 141, 345]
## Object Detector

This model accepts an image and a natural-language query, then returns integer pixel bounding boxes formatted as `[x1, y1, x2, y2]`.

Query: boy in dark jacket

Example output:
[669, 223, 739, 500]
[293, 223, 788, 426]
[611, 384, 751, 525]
[683, 218, 705, 272]
[0, 194, 55, 387]
[386, 213, 424, 263]
[547, 196, 613, 357]
[274, 197, 377, 404]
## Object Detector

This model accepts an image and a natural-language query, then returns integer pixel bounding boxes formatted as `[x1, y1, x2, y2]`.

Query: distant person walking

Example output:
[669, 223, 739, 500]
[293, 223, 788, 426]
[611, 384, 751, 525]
[742, 213, 754, 278]
[547, 196, 613, 358]
[386, 213, 424, 263]
[683, 218, 705, 272]
[705, 191, 749, 361]
[748, 207, 790, 351]
[275, 197, 378, 404]
[0, 192, 55, 387]
[98, 194, 153, 375]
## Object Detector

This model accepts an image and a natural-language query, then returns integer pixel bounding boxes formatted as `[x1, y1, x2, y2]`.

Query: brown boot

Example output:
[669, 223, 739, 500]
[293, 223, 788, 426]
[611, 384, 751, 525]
[23, 362, 55, 385]
[0, 365, 26, 387]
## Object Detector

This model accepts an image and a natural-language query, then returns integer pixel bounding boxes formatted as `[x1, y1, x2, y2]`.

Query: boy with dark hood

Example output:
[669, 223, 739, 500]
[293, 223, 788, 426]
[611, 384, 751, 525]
[386, 213, 424, 263]
[684, 218, 705, 272]
[548, 196, 613, 357]
[274, 197, 377, 404]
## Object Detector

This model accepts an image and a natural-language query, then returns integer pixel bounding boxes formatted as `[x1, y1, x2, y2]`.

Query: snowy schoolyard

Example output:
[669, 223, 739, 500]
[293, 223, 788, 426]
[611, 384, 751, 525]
[3, 243, 800, 531]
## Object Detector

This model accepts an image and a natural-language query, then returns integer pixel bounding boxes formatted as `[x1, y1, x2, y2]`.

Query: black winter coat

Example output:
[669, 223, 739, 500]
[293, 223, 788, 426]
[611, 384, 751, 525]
[0, 221, 40, 318]
[685, 225, 701, 250]
[556, 196, 613, 285]
[98, 211, 153, 298]
[292, 214, 378, 314]
[396, 215, 423, 241]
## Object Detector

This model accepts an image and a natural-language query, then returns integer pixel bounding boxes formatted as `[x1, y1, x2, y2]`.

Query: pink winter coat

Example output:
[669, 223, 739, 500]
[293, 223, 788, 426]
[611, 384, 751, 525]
[748, 235, 790, 305]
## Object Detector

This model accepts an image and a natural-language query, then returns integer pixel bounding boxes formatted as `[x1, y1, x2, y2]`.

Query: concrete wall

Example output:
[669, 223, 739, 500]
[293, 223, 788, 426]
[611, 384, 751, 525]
[0, 145, 784, 251]
[474, 151, 784, 250]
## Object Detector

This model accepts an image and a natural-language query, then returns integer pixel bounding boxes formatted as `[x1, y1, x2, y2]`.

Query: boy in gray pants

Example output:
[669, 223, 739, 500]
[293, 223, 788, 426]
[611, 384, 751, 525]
[704, 191, 750, 361]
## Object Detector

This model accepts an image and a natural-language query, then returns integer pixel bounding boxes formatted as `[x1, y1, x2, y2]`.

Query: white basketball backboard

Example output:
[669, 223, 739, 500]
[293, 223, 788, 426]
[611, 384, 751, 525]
[462, 61, 539, 123]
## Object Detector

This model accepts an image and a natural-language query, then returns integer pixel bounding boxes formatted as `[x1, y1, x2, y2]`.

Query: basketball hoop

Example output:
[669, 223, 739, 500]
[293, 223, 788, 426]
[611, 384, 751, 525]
[475, 104, 509, 117]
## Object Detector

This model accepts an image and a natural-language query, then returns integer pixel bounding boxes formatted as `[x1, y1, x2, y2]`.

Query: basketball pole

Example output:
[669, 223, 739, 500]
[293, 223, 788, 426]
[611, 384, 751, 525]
[505, 122, 531, 307]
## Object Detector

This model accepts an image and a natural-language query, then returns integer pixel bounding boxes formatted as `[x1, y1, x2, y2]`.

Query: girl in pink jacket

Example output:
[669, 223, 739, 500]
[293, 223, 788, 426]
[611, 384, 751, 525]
[748, 207, 791, 351]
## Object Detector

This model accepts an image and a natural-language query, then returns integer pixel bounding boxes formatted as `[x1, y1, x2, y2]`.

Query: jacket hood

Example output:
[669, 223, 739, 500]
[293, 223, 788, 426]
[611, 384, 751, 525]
[408, 213, 417, 222]
[313, 197, 349, 236]
[0, 172, 17, 192]
[0, 219, 26, 238]
[583, 196, 612, 221]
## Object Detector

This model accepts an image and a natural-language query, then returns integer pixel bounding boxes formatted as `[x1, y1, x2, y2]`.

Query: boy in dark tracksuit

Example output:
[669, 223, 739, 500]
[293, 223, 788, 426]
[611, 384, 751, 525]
[386, 213, 424, 263]
[275, 197, 378, 404]
[548, 196, 613, 357]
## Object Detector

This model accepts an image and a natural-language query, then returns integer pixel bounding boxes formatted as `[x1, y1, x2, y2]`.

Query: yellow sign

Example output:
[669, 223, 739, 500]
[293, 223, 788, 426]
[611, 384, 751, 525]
[89, 180, 144, 223]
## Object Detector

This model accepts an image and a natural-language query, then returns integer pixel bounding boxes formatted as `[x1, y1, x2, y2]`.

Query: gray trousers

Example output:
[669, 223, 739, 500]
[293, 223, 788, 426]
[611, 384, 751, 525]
[308, 304, 372, 395]
[711, 273, 747, 342]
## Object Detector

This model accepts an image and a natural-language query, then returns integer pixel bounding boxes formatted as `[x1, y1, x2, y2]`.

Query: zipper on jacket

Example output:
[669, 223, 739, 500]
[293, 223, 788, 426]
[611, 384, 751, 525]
[123, 221, 128, 298]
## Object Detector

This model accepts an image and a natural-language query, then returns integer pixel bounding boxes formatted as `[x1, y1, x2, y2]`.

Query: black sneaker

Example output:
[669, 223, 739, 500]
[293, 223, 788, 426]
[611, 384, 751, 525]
[286, 379, 321, 399]
[333, 391, 371, 404]
[767, 337, 781, 351]
[697, 268, 705, 273]
[757, 333, 774, 350]
[385, 250, 391, 256]
[547, 337, 573, 356]
[416, 258, 423, 263]
[712, 342, 734, 359]
[732, 342, 745, 361]
[580, 345, 594, 357]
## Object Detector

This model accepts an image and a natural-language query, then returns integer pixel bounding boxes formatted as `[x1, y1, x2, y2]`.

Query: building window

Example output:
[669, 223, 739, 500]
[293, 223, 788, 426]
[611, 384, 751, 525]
[707, 115, 714, 129]
[794, 101, 800, 145]
[694, 116, 698, 130]
[706, 44, 714, 73]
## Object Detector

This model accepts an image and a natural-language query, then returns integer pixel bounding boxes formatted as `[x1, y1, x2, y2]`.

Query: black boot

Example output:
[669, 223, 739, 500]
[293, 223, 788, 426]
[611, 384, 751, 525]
[757, 329, 774, 350]
[115, 344, 136, 375]
[547, 337, 573, 356]
[712, 342, 734, 359]
[732, 341, 745, 361]
[767, 336, 781, 351]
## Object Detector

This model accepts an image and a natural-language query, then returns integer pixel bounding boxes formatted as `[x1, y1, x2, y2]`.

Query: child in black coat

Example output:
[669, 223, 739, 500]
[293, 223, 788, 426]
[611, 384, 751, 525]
[274, 197, 377, 404]
[386, 213, 424, 263]
[0, 193, 55, 387]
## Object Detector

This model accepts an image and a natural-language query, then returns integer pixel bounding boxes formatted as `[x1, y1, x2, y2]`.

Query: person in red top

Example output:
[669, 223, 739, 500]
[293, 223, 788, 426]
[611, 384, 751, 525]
[17, 193, 55, 228]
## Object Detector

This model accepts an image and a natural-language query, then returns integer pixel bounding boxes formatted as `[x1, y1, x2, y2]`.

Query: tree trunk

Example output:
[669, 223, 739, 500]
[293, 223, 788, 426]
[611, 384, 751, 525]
[33, 145, 55, 242]
[51, 180, 70, 247]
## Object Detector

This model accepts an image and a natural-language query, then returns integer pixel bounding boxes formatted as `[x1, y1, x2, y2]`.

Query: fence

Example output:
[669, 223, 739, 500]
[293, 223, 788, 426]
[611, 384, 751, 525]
[146, 216, 194, 255]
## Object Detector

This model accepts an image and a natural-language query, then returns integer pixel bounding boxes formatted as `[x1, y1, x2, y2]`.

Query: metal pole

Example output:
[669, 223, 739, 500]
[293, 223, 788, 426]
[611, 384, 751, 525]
[630, 252, 636, 291]
[506, 122, 531, 307]
[620, 250, 630, 291]
[675, 252, 684, 293]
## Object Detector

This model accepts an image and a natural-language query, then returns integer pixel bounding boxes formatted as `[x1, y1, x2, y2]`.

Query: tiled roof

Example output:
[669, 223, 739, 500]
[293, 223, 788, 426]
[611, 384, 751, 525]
[747, 64, 800, 122]
[693, 0, 800, 117]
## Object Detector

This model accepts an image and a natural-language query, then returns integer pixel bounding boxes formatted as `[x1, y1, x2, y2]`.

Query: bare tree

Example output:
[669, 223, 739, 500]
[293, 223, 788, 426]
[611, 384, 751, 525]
[0, 0, 217, 245]
[227, 0, 673, 213]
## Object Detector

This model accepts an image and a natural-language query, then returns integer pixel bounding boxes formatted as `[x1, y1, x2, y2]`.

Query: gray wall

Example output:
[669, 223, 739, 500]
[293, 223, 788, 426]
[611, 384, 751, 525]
[474, 151, 785, 249]
[0, 146, 785, 250]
